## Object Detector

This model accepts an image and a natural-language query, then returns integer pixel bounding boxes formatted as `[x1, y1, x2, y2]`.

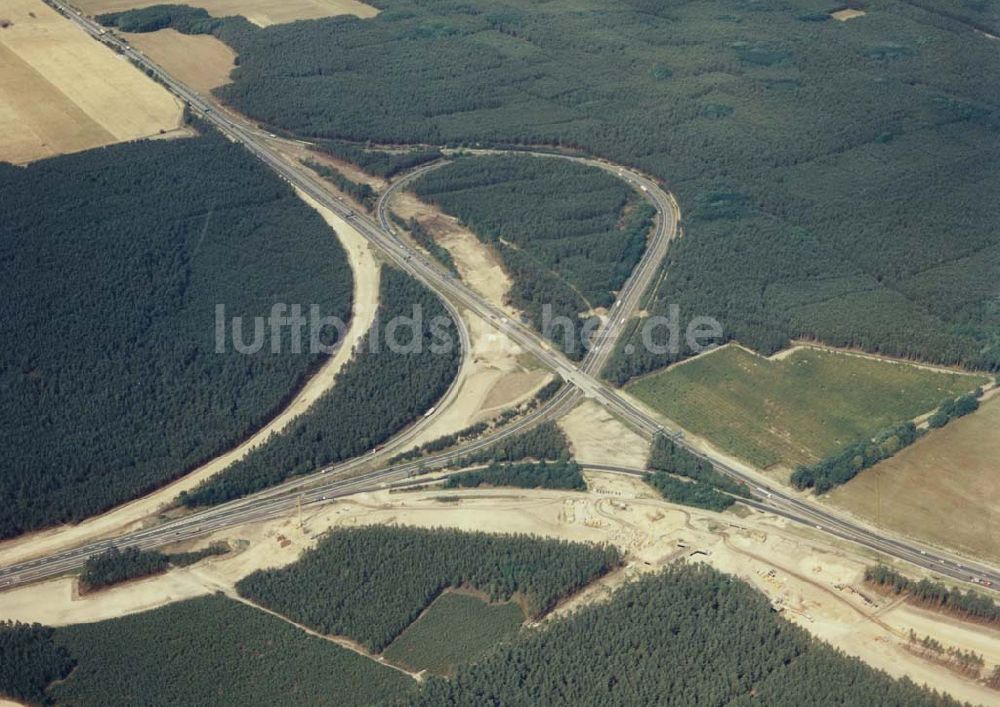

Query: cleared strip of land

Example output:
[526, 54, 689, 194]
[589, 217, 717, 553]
[0, 0, 182, 164]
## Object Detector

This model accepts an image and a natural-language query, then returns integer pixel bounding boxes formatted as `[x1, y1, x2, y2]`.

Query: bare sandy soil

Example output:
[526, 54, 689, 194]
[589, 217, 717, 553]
[5, 474, 996, 703]
[391, 192, 518, 318]
[398, 311, 552, 451]
[559, 400, 650, 468]
[74, 0, 378, 26]
[0, 566, 210, 626]
[829, 396, 1000, 565]
[297, 145, 386, 190]
[0, 189, 380, 569]
[831, 8, 866, 21]
[124, 29, 236, 93]
[0, 0, 183, 164]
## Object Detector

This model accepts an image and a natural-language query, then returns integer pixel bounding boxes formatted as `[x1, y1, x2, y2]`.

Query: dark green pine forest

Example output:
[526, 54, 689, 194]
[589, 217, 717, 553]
[47, 595, 415, 706]
[236, 525, 622, 652]
[410, 155, 653, 356]
[111, 0, 1000, 380]
[406, 563, 964, 707]
[0, 131, 352, 539]
[180, 267, 461, 506]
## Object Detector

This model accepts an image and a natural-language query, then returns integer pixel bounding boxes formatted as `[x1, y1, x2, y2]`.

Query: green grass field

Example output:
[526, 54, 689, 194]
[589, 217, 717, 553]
[382, 592, 524, 676]
[627, 346, 987, 469]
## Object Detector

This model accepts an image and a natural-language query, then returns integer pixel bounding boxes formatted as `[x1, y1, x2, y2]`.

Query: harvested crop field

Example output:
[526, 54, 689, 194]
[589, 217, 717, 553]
[0, 0, 183, 164]
[626, 344, 987, 470]
[74, 0, 378, 26]
[123, 29, 235, 93]
[829, 396, 1000, 564]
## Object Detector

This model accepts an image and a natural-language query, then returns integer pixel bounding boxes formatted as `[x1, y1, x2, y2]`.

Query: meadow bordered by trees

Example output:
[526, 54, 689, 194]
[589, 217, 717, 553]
[0, 560, 970, 706]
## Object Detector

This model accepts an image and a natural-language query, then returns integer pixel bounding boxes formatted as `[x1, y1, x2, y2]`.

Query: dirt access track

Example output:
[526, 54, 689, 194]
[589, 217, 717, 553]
[0, 0, 184, 164]
[3, 474, 997, 705]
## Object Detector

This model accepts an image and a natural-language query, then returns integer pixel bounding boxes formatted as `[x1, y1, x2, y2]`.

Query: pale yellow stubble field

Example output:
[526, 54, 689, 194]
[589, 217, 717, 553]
[0, 0, 184, 164]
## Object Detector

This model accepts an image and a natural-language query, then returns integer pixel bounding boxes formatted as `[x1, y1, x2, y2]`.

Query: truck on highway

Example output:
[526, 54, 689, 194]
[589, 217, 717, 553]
[424, 406, 436, 418]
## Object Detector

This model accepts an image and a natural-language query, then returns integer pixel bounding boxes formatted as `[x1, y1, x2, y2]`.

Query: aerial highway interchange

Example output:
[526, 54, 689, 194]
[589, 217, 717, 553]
[5, 0, 997, 596]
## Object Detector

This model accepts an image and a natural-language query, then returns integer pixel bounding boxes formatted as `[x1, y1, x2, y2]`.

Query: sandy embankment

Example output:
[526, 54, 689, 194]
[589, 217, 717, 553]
[559, 400, 650, 468]
[0, 190, 380, 568]
[400, 311, 551, 451]
[391, 192, 518, 319]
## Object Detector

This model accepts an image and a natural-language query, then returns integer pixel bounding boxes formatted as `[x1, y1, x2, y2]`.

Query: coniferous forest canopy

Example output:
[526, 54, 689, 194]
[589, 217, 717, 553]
[47, 595, 415, 707]
[0, 621, 74, 705]
[410, 155, 652, 355]
[116, 0, 1000, 378]
[645, 433, 751, 512]
[443, 459, 587, 491]
[405, 564, 961, 707]
[0, 132, 352, 539]
[180, 267, 461, 507]
[236, 526, 622, 652]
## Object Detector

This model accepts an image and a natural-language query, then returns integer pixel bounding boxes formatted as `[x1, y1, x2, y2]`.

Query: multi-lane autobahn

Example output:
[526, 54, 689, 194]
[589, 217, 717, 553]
[9, 0, 999, 594]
